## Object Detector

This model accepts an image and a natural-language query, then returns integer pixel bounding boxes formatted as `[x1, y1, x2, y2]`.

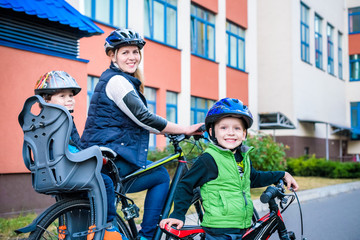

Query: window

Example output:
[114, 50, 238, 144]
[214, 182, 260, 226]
[144, 87, 157, 149]
[314, 14, 323, 69]
[350, 54, 360, 81]
[351, 102, 360, 140]
[84, 0, 127, 27]
[144, 0, 177, 47]
[191, 4, 216, 60]
[349, 7, 360, 34]
[166, 91, 178, 123]
[300, 3, 310, 63]
[191, 96, 215, 124]
[87, 76, 99, 109]
[226, 21, 246, 71]
[338, 32, 343, 79]
[327, 24, 334, 75]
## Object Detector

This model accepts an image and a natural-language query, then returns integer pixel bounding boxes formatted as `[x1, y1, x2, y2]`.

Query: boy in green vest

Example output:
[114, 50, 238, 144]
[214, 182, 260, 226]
[160, 98, 298, 240]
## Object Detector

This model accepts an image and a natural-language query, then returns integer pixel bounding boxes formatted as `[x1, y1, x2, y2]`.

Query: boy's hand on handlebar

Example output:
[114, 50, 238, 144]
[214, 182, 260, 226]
[159, 218, 184, 230]
[283, 172, 299, 191]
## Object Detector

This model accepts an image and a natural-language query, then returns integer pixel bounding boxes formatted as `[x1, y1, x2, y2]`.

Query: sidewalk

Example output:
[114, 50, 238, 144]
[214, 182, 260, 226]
[253, 181, 360, 212]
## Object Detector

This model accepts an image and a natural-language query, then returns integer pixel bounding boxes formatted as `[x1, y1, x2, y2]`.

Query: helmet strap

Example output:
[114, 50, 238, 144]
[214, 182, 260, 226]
[209, 125, 218, 145]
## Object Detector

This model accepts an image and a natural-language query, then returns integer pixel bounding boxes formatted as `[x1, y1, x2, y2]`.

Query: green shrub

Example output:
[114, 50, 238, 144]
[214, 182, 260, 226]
[245, 133, 287, 171]
[287, 155, 360, 178]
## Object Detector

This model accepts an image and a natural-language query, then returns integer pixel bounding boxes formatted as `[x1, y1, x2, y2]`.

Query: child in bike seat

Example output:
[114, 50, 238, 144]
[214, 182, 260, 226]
[160, 98, 299, 240]
[34, 71, 123, 240]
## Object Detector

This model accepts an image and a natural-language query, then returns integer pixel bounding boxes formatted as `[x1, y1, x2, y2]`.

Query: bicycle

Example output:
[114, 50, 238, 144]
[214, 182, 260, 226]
[162, 180, 306, 240]
[16, 95, 206, 240]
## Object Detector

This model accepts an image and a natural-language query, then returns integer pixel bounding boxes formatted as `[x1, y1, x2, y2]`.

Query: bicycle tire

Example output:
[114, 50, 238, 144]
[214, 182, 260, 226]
[114, 214, 133, 240]
[28, 198, 93, 240]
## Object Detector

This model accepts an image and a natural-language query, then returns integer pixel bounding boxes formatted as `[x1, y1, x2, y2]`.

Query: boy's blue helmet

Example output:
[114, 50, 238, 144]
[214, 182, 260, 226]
[104, 28, 146, 55]
[205, 98, 253, 133]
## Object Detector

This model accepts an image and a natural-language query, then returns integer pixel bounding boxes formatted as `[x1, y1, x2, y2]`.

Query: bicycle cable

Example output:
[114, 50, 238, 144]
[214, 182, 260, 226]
[290, 188, 306, 240]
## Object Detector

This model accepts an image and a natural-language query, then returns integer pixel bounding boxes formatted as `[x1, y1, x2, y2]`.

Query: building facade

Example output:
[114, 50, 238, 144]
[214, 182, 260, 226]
[0, 0, 252, 215]
[257, 0, 360, 161]
[0, 0, 359, 215]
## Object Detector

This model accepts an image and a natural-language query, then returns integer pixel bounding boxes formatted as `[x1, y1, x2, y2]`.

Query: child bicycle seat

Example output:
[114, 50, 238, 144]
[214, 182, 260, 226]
[18, 95, 107, 238]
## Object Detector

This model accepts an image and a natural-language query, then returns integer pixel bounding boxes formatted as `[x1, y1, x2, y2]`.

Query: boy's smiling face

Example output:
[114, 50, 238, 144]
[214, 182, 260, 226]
[211, 117, 246, 151]
[47, 89, 75, 112]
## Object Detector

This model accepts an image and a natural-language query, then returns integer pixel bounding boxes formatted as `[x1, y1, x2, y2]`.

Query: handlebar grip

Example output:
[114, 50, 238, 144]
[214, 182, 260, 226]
[260, 186, 277, 203]
[196, 124, 206, 132]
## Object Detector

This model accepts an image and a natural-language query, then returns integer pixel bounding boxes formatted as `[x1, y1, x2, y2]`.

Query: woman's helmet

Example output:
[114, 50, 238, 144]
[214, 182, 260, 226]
[34, 71, 81, 96]
[205, 98, 253, 134]
[104, 28, 146, 55]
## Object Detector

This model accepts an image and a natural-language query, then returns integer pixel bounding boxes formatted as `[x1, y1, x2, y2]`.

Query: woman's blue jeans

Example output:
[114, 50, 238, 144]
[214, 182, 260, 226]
[117, 159, 170, 239]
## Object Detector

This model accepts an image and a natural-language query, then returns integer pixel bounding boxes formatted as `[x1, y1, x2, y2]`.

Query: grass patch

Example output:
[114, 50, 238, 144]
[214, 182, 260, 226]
[0, 212, 34, 239]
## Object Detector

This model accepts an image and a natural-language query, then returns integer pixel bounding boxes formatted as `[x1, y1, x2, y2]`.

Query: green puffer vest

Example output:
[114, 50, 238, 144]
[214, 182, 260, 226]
[200, 143, 254, 229]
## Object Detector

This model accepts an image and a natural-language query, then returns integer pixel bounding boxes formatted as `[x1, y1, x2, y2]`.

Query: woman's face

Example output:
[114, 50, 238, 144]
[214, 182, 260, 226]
[111, 45, 141, 74]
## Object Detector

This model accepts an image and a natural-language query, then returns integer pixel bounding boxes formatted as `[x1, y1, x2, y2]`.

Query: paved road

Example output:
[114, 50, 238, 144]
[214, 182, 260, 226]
[258, 188, 360, 240]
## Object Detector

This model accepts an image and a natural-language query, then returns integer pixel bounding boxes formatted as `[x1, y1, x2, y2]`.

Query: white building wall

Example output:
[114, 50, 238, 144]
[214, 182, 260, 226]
[257, 0, 295, 132]
[247, 0, 259, 131]
[294, 0, 348, 128]
[178, 0, 192, 126]
[258, 0, 350, 140]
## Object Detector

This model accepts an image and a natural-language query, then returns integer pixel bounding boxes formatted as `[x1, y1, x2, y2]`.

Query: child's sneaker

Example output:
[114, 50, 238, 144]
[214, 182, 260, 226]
[104, 223, 125, 240]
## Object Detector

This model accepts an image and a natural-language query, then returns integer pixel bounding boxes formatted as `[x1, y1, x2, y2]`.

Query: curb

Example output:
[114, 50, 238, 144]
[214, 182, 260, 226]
[253, 181, 360, 212]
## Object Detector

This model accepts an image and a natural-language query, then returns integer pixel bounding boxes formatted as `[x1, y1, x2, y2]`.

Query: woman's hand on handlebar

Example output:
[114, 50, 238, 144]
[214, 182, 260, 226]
[159, 218, 184, 230]
[161, 122, 205, 136]
[185, 123, 205, 136]
[283, 172, 299, 191]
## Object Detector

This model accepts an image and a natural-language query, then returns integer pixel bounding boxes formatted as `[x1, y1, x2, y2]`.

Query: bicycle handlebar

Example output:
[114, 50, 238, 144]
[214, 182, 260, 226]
[260, 179, 286, 204]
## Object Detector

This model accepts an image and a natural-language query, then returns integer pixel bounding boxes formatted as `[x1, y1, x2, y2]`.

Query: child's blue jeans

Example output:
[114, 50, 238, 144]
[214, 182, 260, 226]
[101, 173, 117, 223]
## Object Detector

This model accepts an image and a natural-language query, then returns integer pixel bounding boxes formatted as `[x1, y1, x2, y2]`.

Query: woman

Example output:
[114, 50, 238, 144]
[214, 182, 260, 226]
[81, 28, 203, 240]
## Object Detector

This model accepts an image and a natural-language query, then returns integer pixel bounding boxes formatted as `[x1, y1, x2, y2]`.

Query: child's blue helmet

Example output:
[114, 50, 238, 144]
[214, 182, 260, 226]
[205, 98, 253, 134]
[104, 28, 146, 55]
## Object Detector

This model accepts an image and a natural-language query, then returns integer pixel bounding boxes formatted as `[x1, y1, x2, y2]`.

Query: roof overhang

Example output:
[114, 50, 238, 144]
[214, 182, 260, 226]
[298, 119, 355, 136]
[259, 112, 295, 130]
[0, 0, 104, 38]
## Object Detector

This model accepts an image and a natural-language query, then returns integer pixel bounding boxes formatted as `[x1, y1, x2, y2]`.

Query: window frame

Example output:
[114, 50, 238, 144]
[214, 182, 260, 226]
[338, 31, 343, 80]
[314, 13, 323, 69]
[350, 54, 360, 82]
[349, 7, 360, 34]
[85, 0, 128, 28]
[300, 2, 310, 63]
[87, 75, 99, 110]
[144, 0, 178, 48]
[190, 96, 215, 124]
[144, 87, 157, 150]
[190, 4, 216, 61]
[166, 91, 178, 123]
[327, 23, 334, 75]
[351, 102, 360, 140]
[226, 21, 246, 71]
